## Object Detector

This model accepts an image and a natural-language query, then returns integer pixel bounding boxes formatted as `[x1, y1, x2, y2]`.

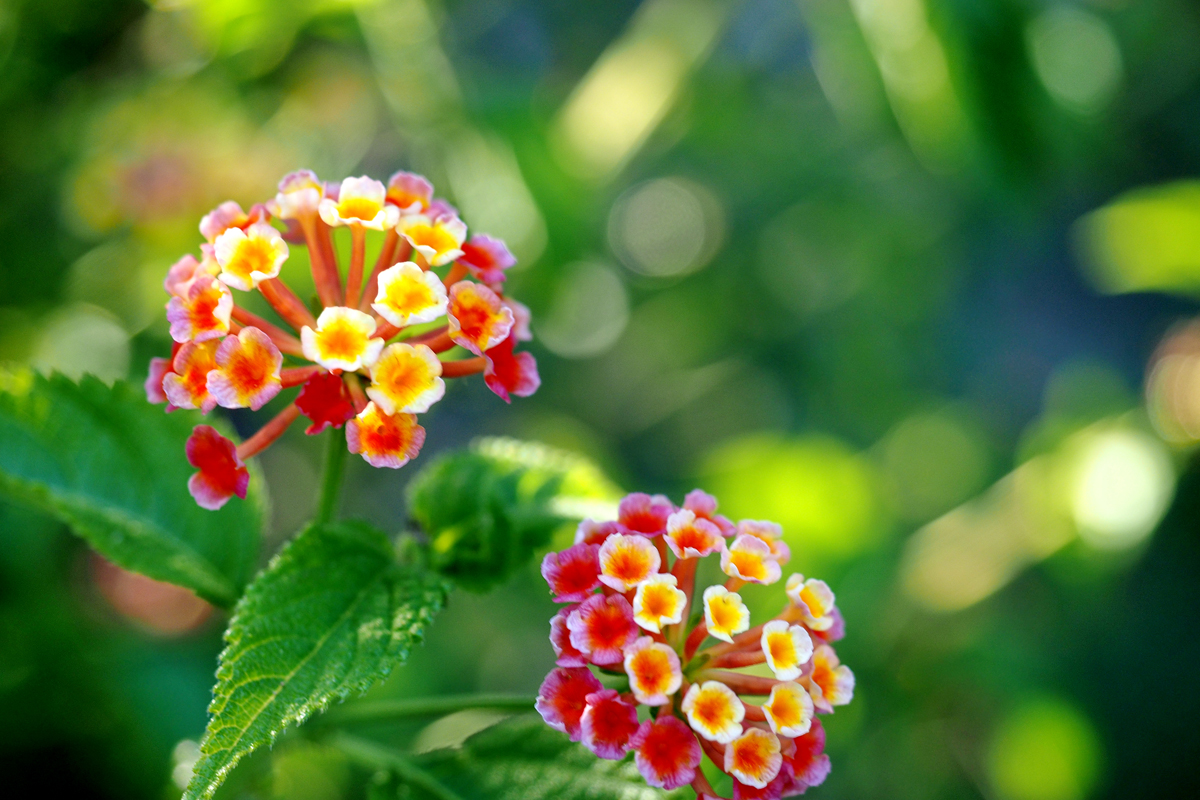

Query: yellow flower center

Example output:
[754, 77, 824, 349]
[318, 319, 369, 361]
[338, 197, 382, 222]
[226, 237, 278, 283]
[384, 273, 436, 315]
[709, 595, 743, 633]
[406, 223, 458, 258]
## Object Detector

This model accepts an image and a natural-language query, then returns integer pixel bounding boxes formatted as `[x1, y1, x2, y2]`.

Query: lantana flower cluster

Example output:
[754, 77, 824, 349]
[537, 491, 853, 799]
[146, 170, 538, 509]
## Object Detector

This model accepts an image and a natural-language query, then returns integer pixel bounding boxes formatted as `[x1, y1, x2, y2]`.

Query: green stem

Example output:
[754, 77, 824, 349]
[315, 427, 348, 524]
[325, 693, 536, 724]
[330, 732, 464, 800]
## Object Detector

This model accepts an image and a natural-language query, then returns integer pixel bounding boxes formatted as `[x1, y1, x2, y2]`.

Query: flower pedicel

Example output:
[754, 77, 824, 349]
[538, 490, 852, 798]
[147, 170, 539, 509]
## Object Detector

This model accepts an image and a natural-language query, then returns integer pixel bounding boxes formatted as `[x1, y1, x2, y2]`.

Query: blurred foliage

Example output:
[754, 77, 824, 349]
[1, 0, 1200, 798]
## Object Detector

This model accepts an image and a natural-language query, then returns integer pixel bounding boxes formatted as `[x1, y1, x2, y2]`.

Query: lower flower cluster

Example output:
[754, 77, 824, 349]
[536, 491, 853, 799]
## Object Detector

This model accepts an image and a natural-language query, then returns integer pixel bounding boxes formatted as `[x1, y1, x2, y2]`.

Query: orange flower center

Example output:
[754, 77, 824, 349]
[319, 322, 369, 361]
[629, 648, 675, 697]
[360, 410, 414, 455]
[729, 550, 767, 581]
[692, 693, 735, 729]
[587, 603, 631, 649]
[642, 586, 676, 619]
[709, 596, 742, 630]
[607, 547, 653, 583]
[799, 585, 827, 617]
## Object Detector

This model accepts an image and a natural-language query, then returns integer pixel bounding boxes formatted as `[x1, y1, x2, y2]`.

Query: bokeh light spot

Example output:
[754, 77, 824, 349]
[608, 177, 724, 277]
[535, 262, 629, 359]
[1026, 7, 1123, 114]
[988, 698, 1102, 800]
[1068, 428, 1173, 551]
[879, 409, 991, 522]
[30, 304, 130, 384]
[702, 433, 880, 562]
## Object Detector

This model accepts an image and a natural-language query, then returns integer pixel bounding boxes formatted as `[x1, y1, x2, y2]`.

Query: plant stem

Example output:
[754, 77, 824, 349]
[329, 732, 465, 800]
[325, 693, 537, 724]
[316, 427, 347, 524]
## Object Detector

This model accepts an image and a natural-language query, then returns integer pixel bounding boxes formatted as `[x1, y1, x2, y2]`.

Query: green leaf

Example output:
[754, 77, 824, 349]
[0, 369, 263, 606]
[407, 437, 620, 591]
[186, 520, 450, 800]
[414, 715, 687, 800]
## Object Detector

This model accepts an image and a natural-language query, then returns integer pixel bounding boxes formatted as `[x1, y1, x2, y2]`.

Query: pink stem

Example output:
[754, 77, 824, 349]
[742, 702, 766, 722]
[375, 320, 402, 341]
[702, 605, 803, 660]
[685, 623, 710, 661]
[316, 218, 343, 304]
[440, 357, 486, 378]
[280, 366, 320, 387]
[698, 737, 728, 774]
[258, 278, 316, 331]
[230, 306, 305, 357]
[419, 330, 455, 353]
[345, 374, 368, 412]
[708, 650, 766, 669]
[345, 225, 366, 308]
[443, 262, 468, 289]
[669, 557, 698, 648]
[359, 229, 401, 312]
[300, 214, 342, 308]
[697, 670, 778, 695]
[236, 403, 300, 459]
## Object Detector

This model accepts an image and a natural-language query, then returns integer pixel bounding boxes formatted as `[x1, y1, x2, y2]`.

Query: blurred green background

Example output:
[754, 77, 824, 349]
[2, 0, 1200, 797]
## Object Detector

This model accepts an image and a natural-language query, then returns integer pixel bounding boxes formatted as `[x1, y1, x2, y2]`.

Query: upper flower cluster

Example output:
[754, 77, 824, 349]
[536, 491, 852, 799]
[146, 170, 539, 509]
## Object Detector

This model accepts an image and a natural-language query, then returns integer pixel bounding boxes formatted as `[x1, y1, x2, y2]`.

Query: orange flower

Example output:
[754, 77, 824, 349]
[345, 402, 425, 469]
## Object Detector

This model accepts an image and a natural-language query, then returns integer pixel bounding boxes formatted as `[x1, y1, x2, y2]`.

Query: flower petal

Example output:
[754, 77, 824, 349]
[446, 281, 513, 355]
[207, 327, 282, 410]
[301, 306, 384, 372]
[372, 262, 448, 327]
[345, 402, 425, 469]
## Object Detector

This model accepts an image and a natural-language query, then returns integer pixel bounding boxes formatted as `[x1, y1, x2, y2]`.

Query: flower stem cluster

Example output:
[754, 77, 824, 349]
[147, 170, 539, 509]
[537, 491, 853, 799]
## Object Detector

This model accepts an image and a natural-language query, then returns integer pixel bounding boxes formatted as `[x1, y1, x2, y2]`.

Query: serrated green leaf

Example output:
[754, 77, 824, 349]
[186, 520, 450, 800]
[407, 438, 620, 591]
[415, 715, 687, 800]
[0, 369, 263, 606]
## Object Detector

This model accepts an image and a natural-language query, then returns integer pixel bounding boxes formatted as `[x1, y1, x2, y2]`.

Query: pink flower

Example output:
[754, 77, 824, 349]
[145, 356, 172, 406]
[549, 606, 588, 667]
[458, 234, 516, 286]
[630, 715, 702, 790]
[540, 543, 600, 603]
[617, 492, 674, 537]
[574, 519, 621, 546]
[483, 334, 540, 403]
[535, 667, 602, 742]
[580, 689, 639, 760]
[683, 488, 736, 536]
[780, 718, 830, 795]
[185, 426, 249, 511]
[566, 594, 638, 666]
